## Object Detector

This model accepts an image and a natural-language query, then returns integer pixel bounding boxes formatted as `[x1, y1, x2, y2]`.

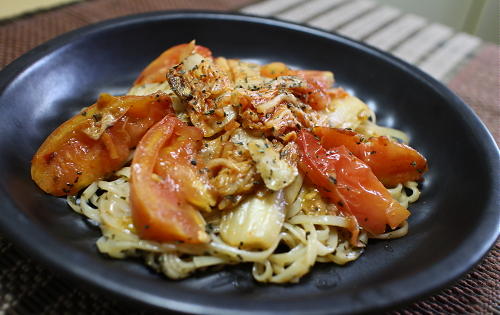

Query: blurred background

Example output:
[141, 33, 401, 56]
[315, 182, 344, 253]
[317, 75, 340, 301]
[2, 0, 498, 43]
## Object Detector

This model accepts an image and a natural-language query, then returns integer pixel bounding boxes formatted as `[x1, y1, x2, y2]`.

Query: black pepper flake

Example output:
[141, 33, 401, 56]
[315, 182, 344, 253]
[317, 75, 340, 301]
[328, 176, 337, 184]
[92, 113, 102, 122]
[144, 224, 150, 230]
[190, 160, 197, 166]
[370, 151, 377, 155]
[337, 201, 344, 207]
[236, 254, 243, 261]
[76, 171, 83, 175]
[410, 161, 417, 166]
[62, 188, 70, 193]
[81, 111, 87, 117]
[204, 109, 215, 115]
[65, 183, 73, 187]
[205, 223, 214, 233]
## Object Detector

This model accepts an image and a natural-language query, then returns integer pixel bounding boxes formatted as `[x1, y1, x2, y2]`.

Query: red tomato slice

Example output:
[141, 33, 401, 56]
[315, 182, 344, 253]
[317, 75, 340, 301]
[134, 42, 212, 86]
[296, 130, 410, 235]
[314, 127, 428, 187]
[31, 93, 174, 196]
[259, 62, 333, 110]
[130, 116, 211, 244]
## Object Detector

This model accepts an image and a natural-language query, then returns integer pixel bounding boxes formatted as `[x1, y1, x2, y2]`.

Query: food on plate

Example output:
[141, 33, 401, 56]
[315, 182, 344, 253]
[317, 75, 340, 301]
[31, 41, 427, 283]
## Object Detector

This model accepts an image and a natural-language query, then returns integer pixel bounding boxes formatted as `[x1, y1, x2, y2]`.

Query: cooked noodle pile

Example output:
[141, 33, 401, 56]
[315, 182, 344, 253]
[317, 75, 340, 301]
[52, 43, 428, 283]
[67, 119, 421, 284]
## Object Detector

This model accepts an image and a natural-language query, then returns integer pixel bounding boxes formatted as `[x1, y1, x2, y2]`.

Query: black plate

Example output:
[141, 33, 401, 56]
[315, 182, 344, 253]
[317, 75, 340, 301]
[0, 11, 498, 315]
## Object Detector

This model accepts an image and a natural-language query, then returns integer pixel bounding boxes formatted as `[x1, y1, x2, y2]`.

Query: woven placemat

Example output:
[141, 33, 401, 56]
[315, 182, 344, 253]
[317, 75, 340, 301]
[0, 0, 498, 314]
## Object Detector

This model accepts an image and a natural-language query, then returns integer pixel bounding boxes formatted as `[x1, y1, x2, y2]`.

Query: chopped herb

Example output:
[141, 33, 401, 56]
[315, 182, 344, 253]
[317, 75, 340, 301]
[328, 176, 337, 184]
[410, 161, 417, 166]
[204, 109, 215, 115]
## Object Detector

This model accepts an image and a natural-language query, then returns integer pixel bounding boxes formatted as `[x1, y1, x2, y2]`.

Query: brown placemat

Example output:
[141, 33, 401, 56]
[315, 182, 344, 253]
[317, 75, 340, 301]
[0, 0, 499, 314]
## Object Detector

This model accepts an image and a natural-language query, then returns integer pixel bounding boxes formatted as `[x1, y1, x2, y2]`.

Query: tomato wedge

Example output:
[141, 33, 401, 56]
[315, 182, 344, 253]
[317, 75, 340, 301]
[296, 130, 410, 235]
[134, 42, 212, 86]
[314, 127, 428, 187]
[260, 62, 333, 110]
[130, 116, 213, 244]
[31, 93, 173, 196]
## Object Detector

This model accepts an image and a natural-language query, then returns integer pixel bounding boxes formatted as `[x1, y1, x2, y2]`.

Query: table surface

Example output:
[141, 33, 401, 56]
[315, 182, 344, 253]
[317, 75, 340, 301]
[0, 0, 498, 314]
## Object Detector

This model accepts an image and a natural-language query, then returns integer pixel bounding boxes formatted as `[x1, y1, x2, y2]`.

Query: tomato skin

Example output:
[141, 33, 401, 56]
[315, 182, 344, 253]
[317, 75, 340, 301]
[295, 130, 410, 235]
[130, 116, 210, 244]
[314, 127, 428, 187]
[134, 43, 212, 86]
[31, 93, 173, 196]
[260, 62, 333, 110]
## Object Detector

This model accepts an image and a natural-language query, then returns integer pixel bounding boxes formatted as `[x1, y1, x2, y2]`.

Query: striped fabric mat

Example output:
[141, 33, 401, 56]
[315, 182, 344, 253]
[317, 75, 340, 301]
[240, 0, 482, 82]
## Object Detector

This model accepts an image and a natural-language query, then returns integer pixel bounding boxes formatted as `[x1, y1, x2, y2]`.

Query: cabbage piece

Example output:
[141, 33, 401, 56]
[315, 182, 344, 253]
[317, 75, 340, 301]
[219, 190, 285, 250]
[231, 130, 298, 191]
[326, 94, 371, 129]
[247, 138, 297, 191]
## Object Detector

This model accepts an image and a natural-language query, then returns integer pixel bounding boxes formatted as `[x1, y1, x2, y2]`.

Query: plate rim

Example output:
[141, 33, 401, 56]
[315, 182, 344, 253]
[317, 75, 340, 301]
[0, 10, 499, 315]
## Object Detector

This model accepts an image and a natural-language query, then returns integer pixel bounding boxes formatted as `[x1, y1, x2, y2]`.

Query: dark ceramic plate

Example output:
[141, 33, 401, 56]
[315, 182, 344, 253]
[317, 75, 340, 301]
[0, 11, 498, 315]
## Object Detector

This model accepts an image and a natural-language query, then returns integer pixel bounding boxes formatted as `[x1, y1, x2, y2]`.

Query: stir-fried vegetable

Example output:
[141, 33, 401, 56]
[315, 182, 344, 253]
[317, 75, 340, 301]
[130, 115, 213, 244]
[314, 127, 428, 187]
[134, 41, 212, 86]
[295, 129, 410, 235]
[220, 190, 285, 250]
[31, 93, 173, 196]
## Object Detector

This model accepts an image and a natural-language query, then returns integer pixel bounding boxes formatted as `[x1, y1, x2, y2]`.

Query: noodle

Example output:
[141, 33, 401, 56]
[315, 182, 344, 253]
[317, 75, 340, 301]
[68, 162, 420, 283]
